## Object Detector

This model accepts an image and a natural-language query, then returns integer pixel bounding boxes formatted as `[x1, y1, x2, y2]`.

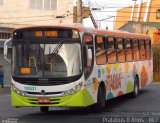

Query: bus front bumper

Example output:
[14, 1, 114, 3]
[11, 89, 95, 107]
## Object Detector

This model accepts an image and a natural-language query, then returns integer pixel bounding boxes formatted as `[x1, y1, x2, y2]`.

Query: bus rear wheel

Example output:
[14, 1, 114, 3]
[95, 85, 106, 111]
[40, 106, 49, 113]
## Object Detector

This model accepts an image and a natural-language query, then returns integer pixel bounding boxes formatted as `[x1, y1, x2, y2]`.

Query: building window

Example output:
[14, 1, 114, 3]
[0, 32, 12, 39]
[29, 0, 57, 10]
[0, 0, 4, 6]
[156, 9, 160, 19]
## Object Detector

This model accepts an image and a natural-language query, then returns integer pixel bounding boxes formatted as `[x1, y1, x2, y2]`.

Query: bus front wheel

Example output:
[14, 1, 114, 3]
[40, 106, 49, 113]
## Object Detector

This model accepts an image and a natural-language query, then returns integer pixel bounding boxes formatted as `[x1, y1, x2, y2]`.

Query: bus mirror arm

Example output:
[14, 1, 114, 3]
[4, 38, 11, 63]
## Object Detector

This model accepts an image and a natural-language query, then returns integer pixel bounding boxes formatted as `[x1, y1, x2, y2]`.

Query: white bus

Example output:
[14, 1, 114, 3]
[4, 25, 152, 112]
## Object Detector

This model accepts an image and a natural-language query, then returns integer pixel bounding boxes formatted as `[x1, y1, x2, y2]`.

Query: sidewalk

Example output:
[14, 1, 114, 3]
[0, 85, 11, 95]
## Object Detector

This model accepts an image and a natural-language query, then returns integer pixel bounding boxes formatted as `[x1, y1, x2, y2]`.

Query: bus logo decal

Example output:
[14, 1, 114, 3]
[41, 90, 46, 95]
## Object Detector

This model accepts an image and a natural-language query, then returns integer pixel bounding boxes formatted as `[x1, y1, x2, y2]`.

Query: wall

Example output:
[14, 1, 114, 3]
[114, 6, 132, 30]
[114, 0, 160, 30]
[119, 22, 157, 34]
[148, 0, 160, 22]
[0, 0, 74, 27]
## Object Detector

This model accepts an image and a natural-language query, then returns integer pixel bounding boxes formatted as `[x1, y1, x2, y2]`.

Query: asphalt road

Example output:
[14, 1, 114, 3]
[1, 83, 160, 123]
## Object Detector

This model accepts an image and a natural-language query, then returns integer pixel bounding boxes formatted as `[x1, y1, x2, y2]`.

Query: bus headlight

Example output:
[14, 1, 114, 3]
[11, 84, 26, 96]
[63, 82, 83, 96]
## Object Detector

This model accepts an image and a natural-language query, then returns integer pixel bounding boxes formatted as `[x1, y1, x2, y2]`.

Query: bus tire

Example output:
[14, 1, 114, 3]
[40, 106, 49, 113]
[131, 76, 139, 98]
[95, 85, 106, 111]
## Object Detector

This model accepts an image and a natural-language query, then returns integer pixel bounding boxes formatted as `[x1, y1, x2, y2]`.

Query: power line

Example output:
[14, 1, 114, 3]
[91, 5, 160, 9]
[0, 10, 157, 21]
[90, 10, 160, 14]
[2, 15, 74, 25]
[62, 0, 72, 17]
[95, 15, 145, 21]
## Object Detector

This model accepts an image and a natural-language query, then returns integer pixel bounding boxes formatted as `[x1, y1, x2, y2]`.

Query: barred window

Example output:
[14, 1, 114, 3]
[36, 0, 43, 9]
[0, 32, 12, 39]
[51, 0, 57, 10]
[29, 0, 57, 10]
[30, 0, 35, 9]
[44, 0, 50, 10]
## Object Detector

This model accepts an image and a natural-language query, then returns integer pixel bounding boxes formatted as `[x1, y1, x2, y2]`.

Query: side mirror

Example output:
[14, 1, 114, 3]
[3, 38, 12, 63]
[4, 43, 8, 56]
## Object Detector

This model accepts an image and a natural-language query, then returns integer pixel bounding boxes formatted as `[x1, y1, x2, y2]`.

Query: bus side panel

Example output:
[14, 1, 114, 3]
[139, 60, 153, 89]
[105, 62, 134, 100]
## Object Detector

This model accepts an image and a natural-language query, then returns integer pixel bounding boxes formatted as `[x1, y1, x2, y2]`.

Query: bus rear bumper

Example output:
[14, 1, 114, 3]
[11, 89, 95, 107]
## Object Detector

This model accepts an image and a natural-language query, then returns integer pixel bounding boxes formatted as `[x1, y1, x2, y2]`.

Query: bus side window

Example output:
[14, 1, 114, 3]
[125, 38, 133, 62]
[95, 36, 106, 65]
[140, 39, 146, 60]
[146, 39, 151, 59]
[133, 39, 140, 61]
[107, 37, 117, 63]
[117, 38, 125, 62]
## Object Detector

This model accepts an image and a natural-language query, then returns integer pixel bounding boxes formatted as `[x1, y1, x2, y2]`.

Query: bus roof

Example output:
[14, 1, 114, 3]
[14, 24, 150, 39]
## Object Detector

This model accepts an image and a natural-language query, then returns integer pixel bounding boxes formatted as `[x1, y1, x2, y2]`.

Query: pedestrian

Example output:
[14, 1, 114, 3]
[0, 65, 4, 88]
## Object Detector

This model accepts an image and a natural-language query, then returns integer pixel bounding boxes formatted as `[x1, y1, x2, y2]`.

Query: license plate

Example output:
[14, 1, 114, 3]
[38, 98, 50, 104]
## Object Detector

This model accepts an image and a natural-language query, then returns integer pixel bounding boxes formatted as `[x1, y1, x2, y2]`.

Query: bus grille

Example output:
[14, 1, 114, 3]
[26, 91, 62, 95]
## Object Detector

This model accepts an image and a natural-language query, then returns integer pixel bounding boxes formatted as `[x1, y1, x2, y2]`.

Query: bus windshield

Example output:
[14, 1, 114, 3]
[12, 42, 82, 79]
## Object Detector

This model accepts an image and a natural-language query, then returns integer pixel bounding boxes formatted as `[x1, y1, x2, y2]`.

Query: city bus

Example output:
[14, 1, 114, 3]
[5, 24, 152, 112]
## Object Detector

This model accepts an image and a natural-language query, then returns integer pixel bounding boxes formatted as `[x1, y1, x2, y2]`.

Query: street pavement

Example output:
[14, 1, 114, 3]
[1, 83, 160, 123]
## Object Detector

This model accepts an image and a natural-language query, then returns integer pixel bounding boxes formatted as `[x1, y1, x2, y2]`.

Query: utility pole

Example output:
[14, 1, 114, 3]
[77, 0, 83, 23]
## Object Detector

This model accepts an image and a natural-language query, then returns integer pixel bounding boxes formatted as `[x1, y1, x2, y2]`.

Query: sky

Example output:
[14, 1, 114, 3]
[79, 0, 148, 30]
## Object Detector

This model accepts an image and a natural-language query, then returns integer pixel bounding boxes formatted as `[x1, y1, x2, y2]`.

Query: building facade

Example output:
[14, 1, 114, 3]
[0, 0, 74, 45]
[114, 0, 160, 30]
[0, 0, 74, 26]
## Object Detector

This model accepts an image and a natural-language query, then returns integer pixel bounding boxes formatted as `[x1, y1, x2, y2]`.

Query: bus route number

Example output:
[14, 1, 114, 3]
[24, 86, 36, 91]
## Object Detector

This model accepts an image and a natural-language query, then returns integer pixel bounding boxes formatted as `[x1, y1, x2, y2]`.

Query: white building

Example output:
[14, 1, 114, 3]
[0, 0, 74, 47]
